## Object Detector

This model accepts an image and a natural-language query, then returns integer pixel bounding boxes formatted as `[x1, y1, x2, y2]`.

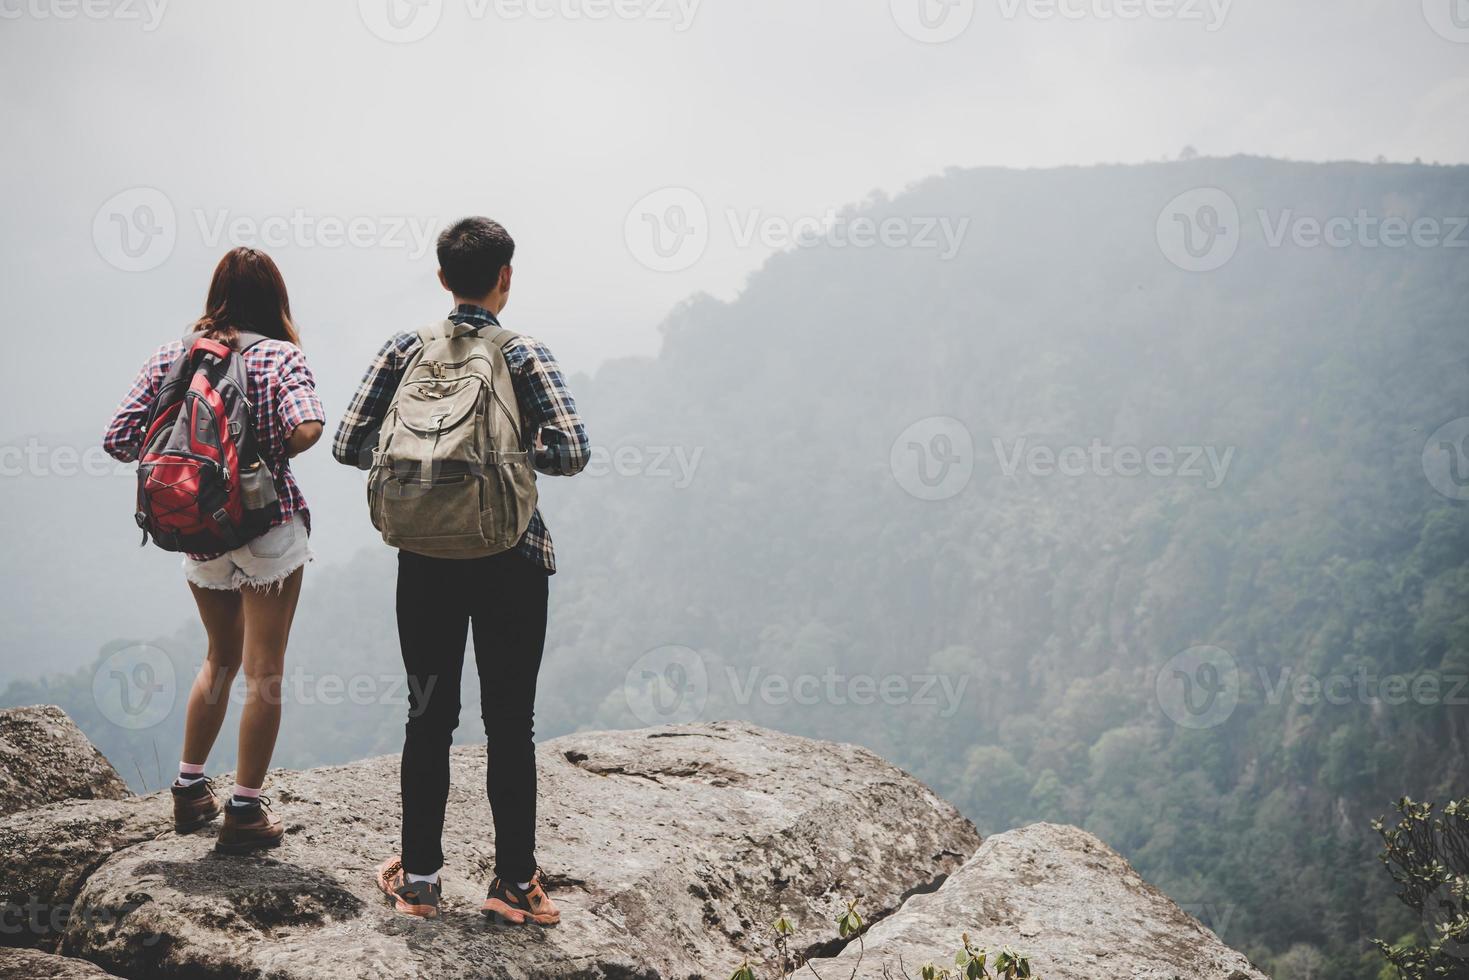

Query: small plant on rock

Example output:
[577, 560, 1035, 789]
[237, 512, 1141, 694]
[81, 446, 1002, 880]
[1371, 797, 1469, 980]
[906, 934, 1034, 980]
[729, 905, 1040, 980]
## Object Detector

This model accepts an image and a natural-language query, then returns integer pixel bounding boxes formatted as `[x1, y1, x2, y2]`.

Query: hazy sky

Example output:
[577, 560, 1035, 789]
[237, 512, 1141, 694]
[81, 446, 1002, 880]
[1, 0, 1466, 442]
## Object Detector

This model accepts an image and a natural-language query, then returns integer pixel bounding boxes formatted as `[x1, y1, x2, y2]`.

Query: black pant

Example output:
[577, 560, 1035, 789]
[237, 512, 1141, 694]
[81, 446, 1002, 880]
[396, 549, 548, 881]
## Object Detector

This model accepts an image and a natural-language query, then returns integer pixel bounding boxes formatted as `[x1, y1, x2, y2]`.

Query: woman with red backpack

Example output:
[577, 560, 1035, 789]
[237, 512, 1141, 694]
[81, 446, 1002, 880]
[103, 247, 325, 853]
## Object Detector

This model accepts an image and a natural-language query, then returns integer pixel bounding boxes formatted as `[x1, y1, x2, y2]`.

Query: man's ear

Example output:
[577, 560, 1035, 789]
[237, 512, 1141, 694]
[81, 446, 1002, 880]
[500, 265, 513, 292]
[437, 269, 450, 292]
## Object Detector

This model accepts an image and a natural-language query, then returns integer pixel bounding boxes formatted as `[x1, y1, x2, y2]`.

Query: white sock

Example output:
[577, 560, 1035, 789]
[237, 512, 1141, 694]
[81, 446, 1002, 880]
[517, 880, 533, 891]
[177, 762, 206, 787]
[407, 871, 440, 885]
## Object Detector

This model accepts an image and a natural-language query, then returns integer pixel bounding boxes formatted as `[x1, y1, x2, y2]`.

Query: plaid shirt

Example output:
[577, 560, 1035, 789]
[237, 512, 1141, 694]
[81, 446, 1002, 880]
[104, 336, 325, 556]
[332, 305, 588, 573]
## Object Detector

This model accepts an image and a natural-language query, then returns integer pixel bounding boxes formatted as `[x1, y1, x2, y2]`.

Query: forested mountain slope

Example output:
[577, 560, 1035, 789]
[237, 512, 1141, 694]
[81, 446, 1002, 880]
[11, 156, 1468, 978]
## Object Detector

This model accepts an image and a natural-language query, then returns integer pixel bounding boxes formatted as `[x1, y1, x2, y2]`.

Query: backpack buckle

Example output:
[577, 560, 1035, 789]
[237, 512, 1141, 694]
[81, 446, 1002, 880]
[212, 508, 230, 526]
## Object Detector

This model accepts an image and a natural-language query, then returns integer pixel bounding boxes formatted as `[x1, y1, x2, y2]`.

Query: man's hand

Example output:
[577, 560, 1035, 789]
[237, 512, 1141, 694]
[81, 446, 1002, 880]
[286, 421, 324, 458]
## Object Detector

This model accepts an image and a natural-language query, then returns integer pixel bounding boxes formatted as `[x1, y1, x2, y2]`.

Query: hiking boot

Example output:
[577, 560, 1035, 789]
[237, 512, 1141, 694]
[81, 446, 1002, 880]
[376, 856, 442, 919]
[481, 869, 559, 926]
[171, 777, 222, 834]
[214, 796, 284, 854]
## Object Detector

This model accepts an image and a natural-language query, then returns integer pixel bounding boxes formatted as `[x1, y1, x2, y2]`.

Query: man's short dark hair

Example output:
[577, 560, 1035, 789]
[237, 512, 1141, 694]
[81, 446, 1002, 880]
[437, 217, 515, 298]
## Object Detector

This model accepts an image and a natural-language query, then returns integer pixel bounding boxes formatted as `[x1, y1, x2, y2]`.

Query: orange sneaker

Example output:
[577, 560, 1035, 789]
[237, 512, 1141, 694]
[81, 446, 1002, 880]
[376, 856, 441, 919]
[480, 869, 559, 926]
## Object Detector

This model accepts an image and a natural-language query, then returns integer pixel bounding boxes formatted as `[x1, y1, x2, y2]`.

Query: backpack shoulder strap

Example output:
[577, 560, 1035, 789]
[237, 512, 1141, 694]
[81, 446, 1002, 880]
[179, 330, 272, 355]
[235, 331, 271, 353]
[483, 326, 520, 352]
[414, 319, 457, 348]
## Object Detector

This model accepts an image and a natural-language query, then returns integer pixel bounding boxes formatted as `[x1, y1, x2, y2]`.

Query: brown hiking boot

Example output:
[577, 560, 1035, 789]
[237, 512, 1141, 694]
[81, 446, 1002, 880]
[481, 869, 559, 926]
[214, 796, 284, 854]
[171, 777, 222, 834]
[375, 856, 442, 919]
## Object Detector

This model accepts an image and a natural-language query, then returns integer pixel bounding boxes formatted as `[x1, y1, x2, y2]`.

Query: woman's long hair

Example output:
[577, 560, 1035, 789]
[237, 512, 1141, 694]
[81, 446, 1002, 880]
[192, 248, 301, 347]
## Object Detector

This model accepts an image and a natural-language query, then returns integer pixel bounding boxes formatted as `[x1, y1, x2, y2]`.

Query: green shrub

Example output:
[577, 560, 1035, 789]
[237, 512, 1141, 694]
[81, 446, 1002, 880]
[1372, 798, 1469, 980]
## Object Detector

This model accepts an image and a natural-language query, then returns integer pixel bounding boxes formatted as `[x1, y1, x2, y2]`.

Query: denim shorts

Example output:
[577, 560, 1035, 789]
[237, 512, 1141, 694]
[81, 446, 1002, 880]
[182, 517, 313, 592]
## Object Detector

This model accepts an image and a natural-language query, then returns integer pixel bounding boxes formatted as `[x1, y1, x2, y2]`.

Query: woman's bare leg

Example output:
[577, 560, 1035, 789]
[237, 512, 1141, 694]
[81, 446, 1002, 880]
[234, 568, 304, 790]
[182, 584, 245, 768]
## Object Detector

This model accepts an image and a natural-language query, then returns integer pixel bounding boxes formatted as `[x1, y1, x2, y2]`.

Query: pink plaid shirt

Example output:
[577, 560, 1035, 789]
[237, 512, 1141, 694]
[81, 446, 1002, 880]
[103, 336, 325, 546]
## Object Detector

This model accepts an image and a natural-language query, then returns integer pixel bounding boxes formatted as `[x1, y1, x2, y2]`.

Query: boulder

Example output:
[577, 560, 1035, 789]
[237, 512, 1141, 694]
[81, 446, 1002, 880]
[0, 796, 169, 951]
[821, 822, 1268, 980]
[36, 722, 978, 979]
[0, 947, 123, 978]
[4, 714, 1272, 980]
[0, 706, 129, 817]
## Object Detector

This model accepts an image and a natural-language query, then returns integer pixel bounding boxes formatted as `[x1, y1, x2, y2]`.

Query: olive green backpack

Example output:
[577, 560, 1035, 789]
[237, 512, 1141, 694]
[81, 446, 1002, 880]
[367, 320, 537, 559]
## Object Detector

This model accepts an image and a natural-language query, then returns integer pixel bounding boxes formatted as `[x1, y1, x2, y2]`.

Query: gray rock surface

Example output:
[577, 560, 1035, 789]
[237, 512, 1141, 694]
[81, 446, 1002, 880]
[0, 947, 123, 978]
[14, 721, 977, 979]
[0, 706, 129, 817]
[822, 822, 1268, 980]
[0, 796, 169, 950]
[4, 711, 1271, 980]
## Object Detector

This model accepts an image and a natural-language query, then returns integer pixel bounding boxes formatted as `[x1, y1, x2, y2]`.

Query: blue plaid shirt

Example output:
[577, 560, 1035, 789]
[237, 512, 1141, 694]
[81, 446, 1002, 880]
[333, 305, 588, 572]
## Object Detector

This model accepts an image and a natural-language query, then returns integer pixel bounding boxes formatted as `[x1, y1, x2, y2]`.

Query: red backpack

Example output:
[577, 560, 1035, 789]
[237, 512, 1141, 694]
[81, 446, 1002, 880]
[135, 333, 280, 553]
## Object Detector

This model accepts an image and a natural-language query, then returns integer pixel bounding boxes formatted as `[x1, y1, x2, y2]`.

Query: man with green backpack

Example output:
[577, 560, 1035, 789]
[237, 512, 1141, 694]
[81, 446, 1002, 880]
[333, 217, 588, 924]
